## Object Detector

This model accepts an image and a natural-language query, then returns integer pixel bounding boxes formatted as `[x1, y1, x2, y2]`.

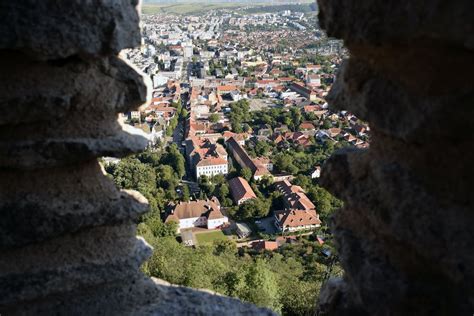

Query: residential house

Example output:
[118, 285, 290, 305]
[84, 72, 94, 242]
[185, 137, 229, 179]
[252, 157, 273, 172]
[273, 180, 321, 232]
[290, 82, 317, 101]
[311, 166, 322, 179]
[129, 111, 141, 120]
[222, 131, 247, 146]
[300, 121, 316, 131]
[228, 177, 257, 205]
[196, 157, 229, 179]
[328, 128, 342, 138]
[306, 74, 321, 86]
[217, 85, 239, 95]
[252, 240, 279, 252]
[165, 197, 229, 231]
[274, 209, 321, 232]
[227, 137, 271, 180]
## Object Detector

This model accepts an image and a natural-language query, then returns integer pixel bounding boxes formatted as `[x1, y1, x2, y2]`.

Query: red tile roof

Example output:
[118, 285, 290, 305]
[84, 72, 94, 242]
[275, 209, 321, 228]
[217, 85, 238, 93]
[196, 157, 228, 167]
[166, 199, 224, 222]
[276, 180, 316, 211]
[300, 122, 315, 130]
[252, 240, 279, 251]
[228, 177, 257, 203]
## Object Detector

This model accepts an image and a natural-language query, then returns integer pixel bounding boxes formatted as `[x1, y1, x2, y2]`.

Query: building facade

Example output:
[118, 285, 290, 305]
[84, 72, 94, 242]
[165, 198, 229, 231]
[273, 180, 321, 232]
[228, 177, 257, 205]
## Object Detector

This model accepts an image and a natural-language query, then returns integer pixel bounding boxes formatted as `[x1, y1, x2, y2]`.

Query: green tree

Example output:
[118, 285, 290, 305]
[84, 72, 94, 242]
[240, 259, 281, 312]
[229, 99, 250, 133]
[290, 107, 302, 131]
[293, 174, 312, 191]
[273, 153, 299, 174]
[181, 108, 188, 119]
[199, 175, 216, 197]
[322, 119, 332, 129]
[240, 167, 253, 182]
[181, 184, 190, 202]
[255, 140, 272, 156]
[213, 239, 237, 256]
[156, 165, 179, 200]
[209, 113, 220, 123]
[145, 216, 178, 238]
[307, 185, 342, 222]
[216, 183, 230, 202]
[238, 198, 270, 220]
[137, 148, 162, 168]
[113, 158, 156, 195]
[221, 271, 245, 297]
[161, 144, 186, 179]
[258, 175, 274, 192]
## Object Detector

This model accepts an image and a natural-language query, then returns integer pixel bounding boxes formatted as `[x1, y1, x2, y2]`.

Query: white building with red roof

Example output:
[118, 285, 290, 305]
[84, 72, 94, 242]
[165, 197, 228, 231]
[273, 180, 321, 232]
[227, 137, 271, 180]
[185, 137, 229, 179]
[196, 157, 228, 179]
[274, 209, 321, 232]
[228, 177, 257, 205]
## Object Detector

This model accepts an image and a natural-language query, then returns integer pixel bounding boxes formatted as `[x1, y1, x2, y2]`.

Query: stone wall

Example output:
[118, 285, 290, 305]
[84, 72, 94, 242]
[0, 1, 272, 315]
[317, 0, 474, 315]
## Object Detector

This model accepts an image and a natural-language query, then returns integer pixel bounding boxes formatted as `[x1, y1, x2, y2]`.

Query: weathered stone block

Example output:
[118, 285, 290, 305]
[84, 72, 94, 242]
[0, 122, 149, 169]
[0, 161, 149, 249]
[0, 276, 276, 316]
[318, 0, 474, 49]
[0, 0, 142, 60]
[0, 225, 152, 307]
[0, 53, 150, 126]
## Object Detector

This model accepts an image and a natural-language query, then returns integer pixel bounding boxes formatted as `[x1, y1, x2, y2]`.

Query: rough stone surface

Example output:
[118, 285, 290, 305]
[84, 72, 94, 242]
[0, 1, 273, 315]
[0, 0, 142, 59]
[326, 49, 474, 143]
[0, 277, 275, 316]
[318, 278, 365, 316]
[0, 225, 152, 306]
[0, 123, 149, 169]
[0, 161, 148, 249]
[318, 0, 474, 49]
[0, 53, 150, 126]
[317, 0, 474, 315]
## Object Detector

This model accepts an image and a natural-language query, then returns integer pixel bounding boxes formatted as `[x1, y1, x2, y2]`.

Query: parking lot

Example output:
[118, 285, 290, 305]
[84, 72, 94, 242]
[256, 216, 278, 234]
[249, 99, 277, 112]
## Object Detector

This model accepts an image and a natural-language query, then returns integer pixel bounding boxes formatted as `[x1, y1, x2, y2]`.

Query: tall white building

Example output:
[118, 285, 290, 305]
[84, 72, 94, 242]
[196, 158, 229, 179]
[184, 45, 194, 60]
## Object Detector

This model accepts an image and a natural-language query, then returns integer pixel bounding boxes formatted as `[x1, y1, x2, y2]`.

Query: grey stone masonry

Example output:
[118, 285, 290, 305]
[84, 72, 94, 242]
[0, 1, 274, 315]
[317, 0, 474, 315]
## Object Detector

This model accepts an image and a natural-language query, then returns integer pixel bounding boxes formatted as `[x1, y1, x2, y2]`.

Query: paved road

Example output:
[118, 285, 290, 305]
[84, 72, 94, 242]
[172, 123, 184, 145]
[256, 216, 278, 234]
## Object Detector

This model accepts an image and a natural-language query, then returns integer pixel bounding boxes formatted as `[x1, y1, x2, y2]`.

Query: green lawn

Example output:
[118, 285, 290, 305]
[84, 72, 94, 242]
[195, 230, 228, 245]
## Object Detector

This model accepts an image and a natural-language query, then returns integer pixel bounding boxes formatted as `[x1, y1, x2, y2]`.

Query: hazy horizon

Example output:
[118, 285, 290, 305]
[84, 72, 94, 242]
[143, 0, 314, 3]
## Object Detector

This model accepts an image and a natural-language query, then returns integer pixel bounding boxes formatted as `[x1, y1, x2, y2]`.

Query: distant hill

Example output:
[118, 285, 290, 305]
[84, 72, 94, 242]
[243, 3, 317, 14]
[143, 0, 314, 3]
[141, 1, 317, 15]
